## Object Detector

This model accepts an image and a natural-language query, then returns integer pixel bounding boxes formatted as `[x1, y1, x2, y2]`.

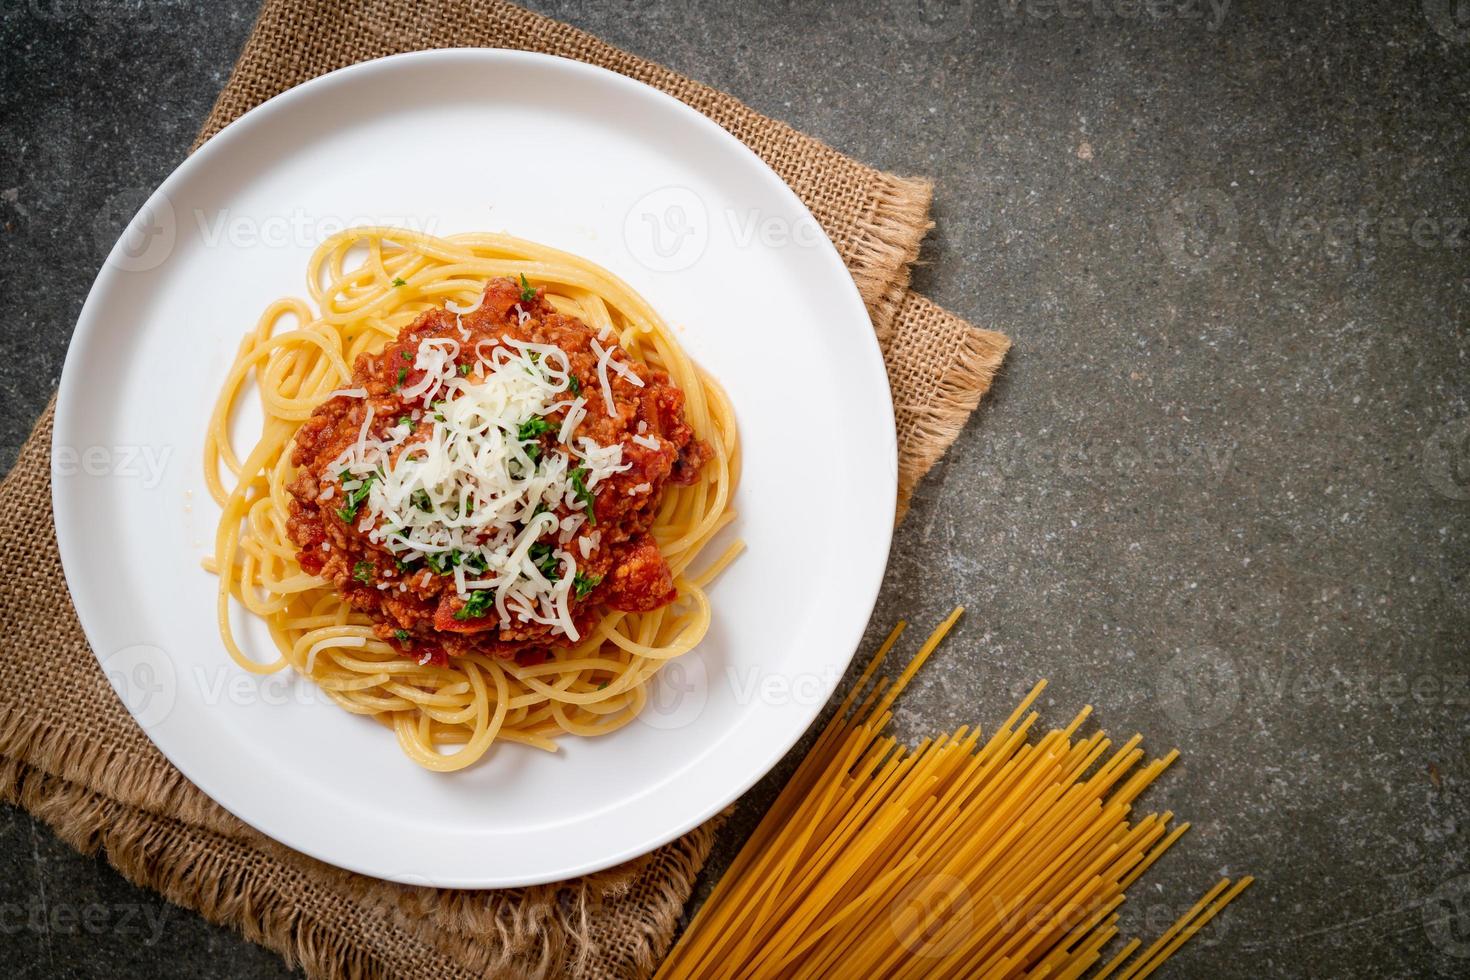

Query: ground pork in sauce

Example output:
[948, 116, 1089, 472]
[284, 276, 711, 663]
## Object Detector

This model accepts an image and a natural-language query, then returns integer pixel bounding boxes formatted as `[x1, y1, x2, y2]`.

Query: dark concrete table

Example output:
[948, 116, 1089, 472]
[2, 2, 1466, 976]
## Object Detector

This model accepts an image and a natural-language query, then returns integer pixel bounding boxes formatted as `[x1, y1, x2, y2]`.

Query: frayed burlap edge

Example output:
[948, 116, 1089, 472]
[0, 758, 460, 980]
[851, 178, 933, 350]
[888, 293, 1012, 519]
[0, 752, 724, 979]
[0, 702, 247, 840]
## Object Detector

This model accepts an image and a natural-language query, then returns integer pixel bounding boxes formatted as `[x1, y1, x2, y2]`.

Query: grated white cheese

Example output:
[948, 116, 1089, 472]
[632, 434, 659, 450]
[445, 294, 484, 316]
[606, 355, 644, 388]
[324, 334, 627, 641]
[589, 338, 617, 417]
[572, 437, 631, 488]
[558, 397, 587, 445]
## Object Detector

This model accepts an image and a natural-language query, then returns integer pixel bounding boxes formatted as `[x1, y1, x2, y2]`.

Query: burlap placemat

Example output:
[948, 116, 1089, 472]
[0, 1, 1009, 977]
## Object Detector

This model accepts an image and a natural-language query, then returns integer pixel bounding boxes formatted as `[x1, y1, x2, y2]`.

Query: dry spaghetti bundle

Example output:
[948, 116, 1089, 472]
[657, 608, 1250, 979]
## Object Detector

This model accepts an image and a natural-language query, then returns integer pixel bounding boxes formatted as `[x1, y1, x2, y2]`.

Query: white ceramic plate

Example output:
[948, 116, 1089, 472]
[53, 49, 895, 887]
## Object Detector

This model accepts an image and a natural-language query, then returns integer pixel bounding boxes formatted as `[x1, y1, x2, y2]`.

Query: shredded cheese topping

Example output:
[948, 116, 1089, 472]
[325, 335, 633, 641]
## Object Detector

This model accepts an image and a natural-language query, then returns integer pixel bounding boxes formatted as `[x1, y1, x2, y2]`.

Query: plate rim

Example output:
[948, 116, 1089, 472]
[52, 47, 897, 887]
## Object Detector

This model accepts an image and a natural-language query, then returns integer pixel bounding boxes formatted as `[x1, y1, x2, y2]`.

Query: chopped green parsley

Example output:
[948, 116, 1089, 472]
[529, 541, 561, 581]
[573, 571, 602, 600]
[568, 466, 596, 524]
[335, 473, 377, 523]
[424, 550, 459, 575]
[513, 416, 554, 463]
[453, 590, 494, 620]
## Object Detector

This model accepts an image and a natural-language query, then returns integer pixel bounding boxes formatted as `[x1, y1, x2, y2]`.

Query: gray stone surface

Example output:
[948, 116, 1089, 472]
[2, 0, 1467, 977]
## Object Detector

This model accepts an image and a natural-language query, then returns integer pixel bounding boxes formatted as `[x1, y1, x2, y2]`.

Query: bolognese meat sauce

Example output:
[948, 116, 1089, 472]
[284, 276, 711, 662]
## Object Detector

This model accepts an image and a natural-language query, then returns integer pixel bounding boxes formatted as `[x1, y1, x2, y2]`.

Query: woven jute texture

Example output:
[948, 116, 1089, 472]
[0, 1, 1009, 977]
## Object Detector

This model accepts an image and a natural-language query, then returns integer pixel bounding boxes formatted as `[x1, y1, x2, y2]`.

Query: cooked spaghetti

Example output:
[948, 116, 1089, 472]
[656, 609, 1251, 979]
[204, 228, 739, 771]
